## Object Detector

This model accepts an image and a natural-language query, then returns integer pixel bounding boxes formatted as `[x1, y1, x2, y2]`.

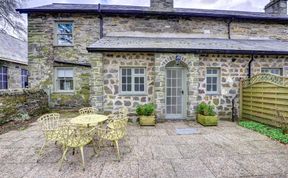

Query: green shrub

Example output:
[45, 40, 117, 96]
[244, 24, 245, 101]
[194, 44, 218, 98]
[239, 121, 288, 144]
[136, 103, 155, 116]
[196, 102, 216, 116]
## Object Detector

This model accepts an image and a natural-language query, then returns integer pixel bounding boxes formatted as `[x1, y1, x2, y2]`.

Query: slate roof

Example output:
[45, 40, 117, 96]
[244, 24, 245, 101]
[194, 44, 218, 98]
[17, 3, 288, 21]
[87, 37, 288, 55]
[0, 33, 27, 65]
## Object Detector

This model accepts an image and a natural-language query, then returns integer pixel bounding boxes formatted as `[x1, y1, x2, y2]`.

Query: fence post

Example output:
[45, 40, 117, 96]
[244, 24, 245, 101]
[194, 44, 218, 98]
[239, 78, 243, 121]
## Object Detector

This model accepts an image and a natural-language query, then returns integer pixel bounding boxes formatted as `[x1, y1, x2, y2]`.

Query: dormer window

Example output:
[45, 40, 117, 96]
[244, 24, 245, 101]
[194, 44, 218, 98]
[54, 22, 73, 46]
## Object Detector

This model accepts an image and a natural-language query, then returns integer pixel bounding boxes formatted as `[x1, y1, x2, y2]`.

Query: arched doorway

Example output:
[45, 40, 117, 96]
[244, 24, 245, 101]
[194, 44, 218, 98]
[165, 61, 187, 119]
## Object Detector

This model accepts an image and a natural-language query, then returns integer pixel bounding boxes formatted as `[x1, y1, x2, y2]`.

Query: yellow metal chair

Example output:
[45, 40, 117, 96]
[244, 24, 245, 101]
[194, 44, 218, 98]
[96, 123, 126, 161]
[37, 113, 67, 156]
[119, 107, 129, 118]
[79, 107, 98, 115]
[57, 125, 97, 171]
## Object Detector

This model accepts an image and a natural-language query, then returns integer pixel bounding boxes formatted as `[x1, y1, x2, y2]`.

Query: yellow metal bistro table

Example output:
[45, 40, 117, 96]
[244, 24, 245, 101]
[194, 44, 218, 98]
[70, 114, 108, 127]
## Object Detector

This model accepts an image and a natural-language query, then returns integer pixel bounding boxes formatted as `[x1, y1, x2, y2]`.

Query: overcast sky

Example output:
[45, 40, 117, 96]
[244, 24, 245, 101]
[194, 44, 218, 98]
[25, 0, 270, 12]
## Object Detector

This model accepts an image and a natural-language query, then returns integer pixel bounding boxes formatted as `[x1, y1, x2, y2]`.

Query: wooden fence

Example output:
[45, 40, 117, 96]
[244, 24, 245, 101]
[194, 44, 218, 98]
[240, 73, 288, 127]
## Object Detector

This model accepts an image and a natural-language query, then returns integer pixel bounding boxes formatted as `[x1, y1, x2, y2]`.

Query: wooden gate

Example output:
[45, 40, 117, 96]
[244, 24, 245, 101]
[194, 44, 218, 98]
[240, 73, 288, 127]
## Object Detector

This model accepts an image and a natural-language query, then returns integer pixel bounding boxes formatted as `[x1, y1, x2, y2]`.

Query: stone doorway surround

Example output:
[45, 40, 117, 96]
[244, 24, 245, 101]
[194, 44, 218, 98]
[154, 53, 199, 120]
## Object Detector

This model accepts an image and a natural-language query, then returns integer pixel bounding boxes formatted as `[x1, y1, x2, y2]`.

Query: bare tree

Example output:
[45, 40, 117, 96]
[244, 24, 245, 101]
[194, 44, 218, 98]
[0, 0, 26, 39]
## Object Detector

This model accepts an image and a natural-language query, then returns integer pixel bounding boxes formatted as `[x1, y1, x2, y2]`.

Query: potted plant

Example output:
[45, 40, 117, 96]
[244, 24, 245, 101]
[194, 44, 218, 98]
[196, 102, 218, 126]
[136, 103, 156, 126]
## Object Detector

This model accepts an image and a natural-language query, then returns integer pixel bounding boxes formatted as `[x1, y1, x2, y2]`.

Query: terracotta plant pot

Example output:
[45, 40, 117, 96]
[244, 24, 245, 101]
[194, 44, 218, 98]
[139, 115, 156, 126]
[197, 114, 218, 126]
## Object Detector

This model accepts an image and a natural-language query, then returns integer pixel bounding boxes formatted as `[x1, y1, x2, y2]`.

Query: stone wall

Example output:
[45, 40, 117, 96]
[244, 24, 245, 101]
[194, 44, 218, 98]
[104, 16, 288, 40]
[198, 54, 288, 120]
[231, 20, 288, 41]
[0, 88, 49, 124]
[101, 53, 155, 113]
[28, 13, 100, 108]
[252, 55, 288, 76]
[154, 53, 199, 120]
[104, 16, 228, 39]
[0, 61, 28, 89]
[198, 54, 249, 120]
[49, 63, 91, 108]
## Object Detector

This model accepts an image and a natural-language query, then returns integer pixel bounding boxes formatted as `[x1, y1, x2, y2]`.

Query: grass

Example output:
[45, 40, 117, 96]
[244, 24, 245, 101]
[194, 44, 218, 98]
[239, 120, 288, 144]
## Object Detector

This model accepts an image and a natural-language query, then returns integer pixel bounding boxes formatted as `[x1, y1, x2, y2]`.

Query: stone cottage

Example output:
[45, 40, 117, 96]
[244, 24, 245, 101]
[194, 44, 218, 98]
[17, 0, 288, 120]
[0, 33, 28, 90]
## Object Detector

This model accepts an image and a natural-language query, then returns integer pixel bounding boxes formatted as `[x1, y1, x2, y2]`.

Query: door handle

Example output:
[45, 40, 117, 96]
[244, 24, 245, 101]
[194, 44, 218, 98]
[182, 90, 184, 94]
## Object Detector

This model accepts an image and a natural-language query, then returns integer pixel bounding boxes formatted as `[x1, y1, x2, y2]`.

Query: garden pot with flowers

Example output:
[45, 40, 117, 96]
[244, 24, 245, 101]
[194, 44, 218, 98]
[136, 103, 156, 126]
[196, 102, 218, 126]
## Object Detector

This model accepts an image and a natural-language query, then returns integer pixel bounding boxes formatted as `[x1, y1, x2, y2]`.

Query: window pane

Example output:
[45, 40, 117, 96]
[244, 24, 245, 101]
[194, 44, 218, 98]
[212, 69, 218, 74]
[140, 69, 144, 74]
[127, 77, 131, 83]
[57, 23, 73, 34]
[0, 67, 8, 89]
[122, 69, 126, 75]
[127, 84, 131, 91]
[57, 70, 65, 77]
[140, 84, 144, 91]
[207, 77, 211, 83]
[65, 70, 73, 77]
[207, 69, 212, 74]
[140, 77, 144, 84]
[58, 34, 73, 45]
[135, 68, 139, 74]
[122, 85, 126, 91]
[122, 77, 126, 84]
[135, 85, 139, 91]
[213, 85, 217, 91]
[127, 69, 131, 75]
[207, 85, 212, 91]
[212, 77, 217, 84]
[135, 77, 139, 83]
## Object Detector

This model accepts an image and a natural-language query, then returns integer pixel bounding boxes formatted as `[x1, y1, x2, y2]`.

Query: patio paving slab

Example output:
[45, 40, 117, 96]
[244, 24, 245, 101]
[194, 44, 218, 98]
[0, 120, 287, 178]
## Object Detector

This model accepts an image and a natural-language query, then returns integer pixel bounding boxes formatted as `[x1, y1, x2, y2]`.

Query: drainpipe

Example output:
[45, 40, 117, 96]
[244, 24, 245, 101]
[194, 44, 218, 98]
[98, 3, 104, 39]
[247, 55, 255, 78]
[226, 18, 232, 39]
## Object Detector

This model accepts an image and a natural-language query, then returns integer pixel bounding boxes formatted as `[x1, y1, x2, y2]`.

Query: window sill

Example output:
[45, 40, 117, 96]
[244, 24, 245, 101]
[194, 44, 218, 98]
[119, 93, 148, 96]
[206, 93, 221, 96]
[52, 91, 75, 94]
[53, 44, 74, 47]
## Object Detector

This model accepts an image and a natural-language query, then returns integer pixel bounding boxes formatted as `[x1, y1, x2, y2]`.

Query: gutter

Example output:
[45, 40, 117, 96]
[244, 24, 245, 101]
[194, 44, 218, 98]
[16, 8, 288, 22]
[86, 47, 288, 55]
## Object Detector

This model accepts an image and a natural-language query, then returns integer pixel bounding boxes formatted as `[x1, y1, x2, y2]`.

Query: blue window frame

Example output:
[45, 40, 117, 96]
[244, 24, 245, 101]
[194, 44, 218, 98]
[21, 69, 29, 88]
[0, 66, 8, 89]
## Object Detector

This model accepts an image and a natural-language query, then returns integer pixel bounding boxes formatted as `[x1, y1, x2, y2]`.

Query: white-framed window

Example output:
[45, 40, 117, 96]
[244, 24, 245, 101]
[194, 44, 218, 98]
[261, 68, 283, 76]
[21, 69, 29, 88]
[55, 68, 74, 92]
[120, 68, 146, 94]
[54, 22, 74, 46]
[0, 66, 8, 89]
[206, 68, 220, 94]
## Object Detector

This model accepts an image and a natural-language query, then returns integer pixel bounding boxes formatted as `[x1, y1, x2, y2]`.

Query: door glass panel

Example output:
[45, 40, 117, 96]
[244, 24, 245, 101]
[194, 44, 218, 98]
[166, 68, 184, 117]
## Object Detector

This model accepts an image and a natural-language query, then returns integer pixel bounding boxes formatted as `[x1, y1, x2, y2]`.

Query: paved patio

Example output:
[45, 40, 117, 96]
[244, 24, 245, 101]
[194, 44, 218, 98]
[0, 120, 287, 178]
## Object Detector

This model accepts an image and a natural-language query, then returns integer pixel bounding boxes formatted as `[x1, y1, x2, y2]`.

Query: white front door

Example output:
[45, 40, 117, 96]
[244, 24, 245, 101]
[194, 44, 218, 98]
[165, 67, 186, 119]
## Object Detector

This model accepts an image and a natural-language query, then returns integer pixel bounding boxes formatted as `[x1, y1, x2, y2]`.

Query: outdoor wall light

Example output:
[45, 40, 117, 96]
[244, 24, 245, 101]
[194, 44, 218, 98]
[176, 55, 182, 65]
